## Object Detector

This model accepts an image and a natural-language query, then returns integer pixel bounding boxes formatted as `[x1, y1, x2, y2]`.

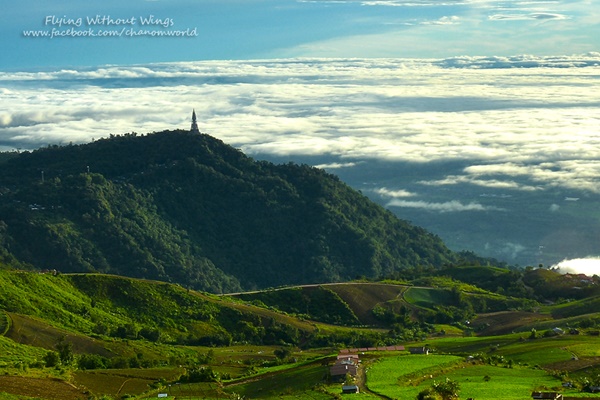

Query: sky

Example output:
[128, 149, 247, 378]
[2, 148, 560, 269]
[1, 0, 600, 271]
[2, 0, 599, 68]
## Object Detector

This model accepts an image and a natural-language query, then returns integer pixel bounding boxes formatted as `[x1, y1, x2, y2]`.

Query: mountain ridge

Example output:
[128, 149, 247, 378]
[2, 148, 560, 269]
[0, 130, 458, 292]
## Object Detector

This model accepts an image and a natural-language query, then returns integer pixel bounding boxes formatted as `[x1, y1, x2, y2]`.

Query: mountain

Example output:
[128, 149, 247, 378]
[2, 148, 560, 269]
[0, 130, 458, 293]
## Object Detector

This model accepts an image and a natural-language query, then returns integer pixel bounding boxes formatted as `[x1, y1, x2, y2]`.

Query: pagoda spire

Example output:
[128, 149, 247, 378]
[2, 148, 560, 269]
[190, 109, 200, 134]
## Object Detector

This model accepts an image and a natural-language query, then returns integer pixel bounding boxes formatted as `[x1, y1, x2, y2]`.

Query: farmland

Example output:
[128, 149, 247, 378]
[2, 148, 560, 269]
[2, 268, 600, 399]
[366, 355, 559, 400]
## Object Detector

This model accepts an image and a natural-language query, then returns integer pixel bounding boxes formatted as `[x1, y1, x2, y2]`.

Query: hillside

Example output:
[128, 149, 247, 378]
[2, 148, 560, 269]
[0, 130, 458, 293]
[3, 270, 600, 399]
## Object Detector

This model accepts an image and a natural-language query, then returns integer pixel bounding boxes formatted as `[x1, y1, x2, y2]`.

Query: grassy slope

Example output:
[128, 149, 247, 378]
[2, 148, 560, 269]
[549, 296, 600, 319]
[367, 355, 464, 397]
[403, 287, 454, 309]
[231, 282, 414, 327]
[2, 271, 600, 399]
[326, 283, 408, 325]
[472, 311, 553, 335]
[0, 271, 98, 333]
[0, 376, 89, 400]
[224, 361, 329, 398]
[5, 312, 114, 356]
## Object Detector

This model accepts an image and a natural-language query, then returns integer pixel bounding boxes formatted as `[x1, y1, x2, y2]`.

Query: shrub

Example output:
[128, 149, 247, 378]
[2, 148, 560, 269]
[78, 353, 108, 370]
[43, 351, 60, 368]
[179, 366, 220, 383]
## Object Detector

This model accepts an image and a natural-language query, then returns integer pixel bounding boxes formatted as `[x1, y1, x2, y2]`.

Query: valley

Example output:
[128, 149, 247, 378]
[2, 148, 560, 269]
[1, 268, 600, 399]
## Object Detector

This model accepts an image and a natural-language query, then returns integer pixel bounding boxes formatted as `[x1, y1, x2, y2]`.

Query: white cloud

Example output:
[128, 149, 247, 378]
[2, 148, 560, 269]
[421, 16, 460, 25]
[553, 257, 600, 276]
[419, 175, 543, 191]
[386, 199, 504, 212]
[1, 56, 600, 196]
[374, 187, 416, 197]
[489, 13, 570, 21]
[497, 242, 526, 259]
[314, 161, 359, 169]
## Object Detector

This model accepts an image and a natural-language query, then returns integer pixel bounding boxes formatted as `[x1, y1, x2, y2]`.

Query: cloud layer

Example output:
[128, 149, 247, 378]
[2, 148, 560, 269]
[2, 55, 599, 266]
[1, 55, 600, 197]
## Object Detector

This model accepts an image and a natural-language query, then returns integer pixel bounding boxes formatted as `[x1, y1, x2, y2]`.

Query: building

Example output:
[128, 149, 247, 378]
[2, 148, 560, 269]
[409, 347, 429, 355]
[330, 353, 360, 382]
[337, 354, 359, 362]
[342, 385, 359, 394]
[330, 362, 358, 381]
[190, 109, 200, 134]
[531, 392, 563, 399]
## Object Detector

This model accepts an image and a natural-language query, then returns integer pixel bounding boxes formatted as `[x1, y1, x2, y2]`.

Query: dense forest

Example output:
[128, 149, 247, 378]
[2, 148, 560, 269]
[0, 130, 459, 293]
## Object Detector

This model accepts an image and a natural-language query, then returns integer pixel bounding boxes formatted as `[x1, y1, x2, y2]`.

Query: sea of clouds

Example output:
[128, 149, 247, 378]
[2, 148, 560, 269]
[1, 55, 600, 271]
[1, 54, 599, 193]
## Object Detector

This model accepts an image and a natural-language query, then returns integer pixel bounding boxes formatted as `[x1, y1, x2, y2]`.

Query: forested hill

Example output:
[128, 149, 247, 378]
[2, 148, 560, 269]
[0, 130, 458, 293]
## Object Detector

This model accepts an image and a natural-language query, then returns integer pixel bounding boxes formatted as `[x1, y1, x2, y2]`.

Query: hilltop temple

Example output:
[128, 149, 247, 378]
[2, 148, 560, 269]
[190, 109, 200, 134]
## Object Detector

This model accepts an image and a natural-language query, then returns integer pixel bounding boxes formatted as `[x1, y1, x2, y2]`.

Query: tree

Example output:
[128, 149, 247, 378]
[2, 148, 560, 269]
[274, 347, 292, 361]
[179, 366, 220, 383]
[529, 328, 537, 340]
[55, 336, 74, 365]
[433, 378, 460, 400]
[78, 354, 108, 370]
[344, 372, 356, 386]
[43, 350, 60, 367]
[417, 378, 460, 400]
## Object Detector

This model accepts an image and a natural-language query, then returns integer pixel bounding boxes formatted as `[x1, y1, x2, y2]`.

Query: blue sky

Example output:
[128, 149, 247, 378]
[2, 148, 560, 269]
[2, 0, 599, 69]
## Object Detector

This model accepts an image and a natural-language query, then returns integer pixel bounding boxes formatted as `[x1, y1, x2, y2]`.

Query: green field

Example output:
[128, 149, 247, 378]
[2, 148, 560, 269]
[2, 271, 600, 399]
[367, 355, 559, 400]
[403, 287, 455, 309]
[444, 365, 559, 399]
[367, 355, 464, 395]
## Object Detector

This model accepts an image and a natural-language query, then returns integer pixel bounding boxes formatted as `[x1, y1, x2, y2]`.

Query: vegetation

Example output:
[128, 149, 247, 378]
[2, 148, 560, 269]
[0, 268, 600, 399]
[2, 130, 600, 399]
[0, 130, 459, 293]
[237, 286, 360, 325]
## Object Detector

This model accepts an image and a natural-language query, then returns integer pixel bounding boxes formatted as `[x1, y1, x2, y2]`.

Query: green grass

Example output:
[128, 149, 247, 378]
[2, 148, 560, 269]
[403, 287, 455, 309]
[74, 367, 185, 398]
[143, 382, 221, 399]
[0, 310, 9, 335]
[0, 271, 96, 333]
[223, 362, 329, 398]
[445, 365, 560, 400]
[0, 335, 46, 368]
[424, 333, 594, 368]
[422, 333, 524, 354]
[0, 393, 36, 400]
[368, 355, 560, 400]
[367, 354, 464, 395]
[496, 336, 579, 366]
[326, 283, 408, 325]
[0, 375, 88, 400]
[3, 271, 600, 400]
[549, 296, 600, 319]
